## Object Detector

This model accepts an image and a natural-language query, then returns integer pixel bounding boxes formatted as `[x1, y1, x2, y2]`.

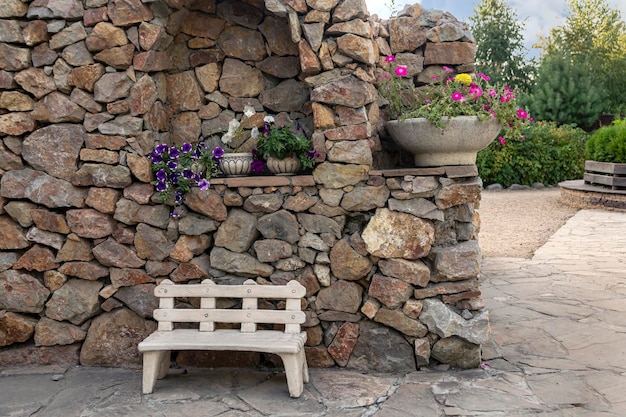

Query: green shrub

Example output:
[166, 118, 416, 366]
[477, 121, 588, 187]
[585, 122, 626, 163]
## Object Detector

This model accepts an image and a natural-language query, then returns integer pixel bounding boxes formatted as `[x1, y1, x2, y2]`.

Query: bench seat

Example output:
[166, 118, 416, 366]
[139, 329, 307, 353]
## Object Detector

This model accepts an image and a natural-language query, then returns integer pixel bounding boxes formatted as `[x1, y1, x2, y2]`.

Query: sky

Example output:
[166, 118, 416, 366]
[366, 0, 626, 57]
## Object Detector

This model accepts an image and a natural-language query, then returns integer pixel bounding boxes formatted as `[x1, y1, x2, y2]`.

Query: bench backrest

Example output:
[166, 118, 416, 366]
[153, 278, 306, 334]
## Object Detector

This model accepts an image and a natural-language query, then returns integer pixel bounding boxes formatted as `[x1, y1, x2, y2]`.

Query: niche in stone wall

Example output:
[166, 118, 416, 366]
[156, 0, 311, 154]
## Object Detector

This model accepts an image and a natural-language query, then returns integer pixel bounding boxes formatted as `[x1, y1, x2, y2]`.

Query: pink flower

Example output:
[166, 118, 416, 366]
[431, 75, 440, 81]
[442, 66, 453, 72]
[378, 73, 390, 79]
[489, 89, 497, 97]
[490, 110, 497, 119]
[517, 108, 528, 119]
[478, 73, 490, 81]
[498, 137, 506, 145]
[530, 117, 535, 123]
[451, 92, 466, 101]
[469, 84, 483, 99]
[394, 65, 408, 77]
[500, 92, 512, 103]
[385, 55, 395, 63]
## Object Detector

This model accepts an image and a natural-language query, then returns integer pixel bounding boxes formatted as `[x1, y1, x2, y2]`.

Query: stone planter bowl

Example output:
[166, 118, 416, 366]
[219, 152, 254, 176]
[266, 155, 301, 175]
[385, 116, 503, 167]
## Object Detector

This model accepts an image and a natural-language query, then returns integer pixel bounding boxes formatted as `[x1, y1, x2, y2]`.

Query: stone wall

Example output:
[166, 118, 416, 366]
[0, 0, 488, 370]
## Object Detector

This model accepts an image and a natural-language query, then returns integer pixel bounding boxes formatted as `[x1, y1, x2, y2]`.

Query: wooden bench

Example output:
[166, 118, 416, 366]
[138, 278, 309, 397]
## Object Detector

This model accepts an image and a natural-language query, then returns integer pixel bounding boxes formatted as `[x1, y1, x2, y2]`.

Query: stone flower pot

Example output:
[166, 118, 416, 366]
[219, 152, 254, 176]
[266, 155, 301, 175]
[385, 116, 503, 167]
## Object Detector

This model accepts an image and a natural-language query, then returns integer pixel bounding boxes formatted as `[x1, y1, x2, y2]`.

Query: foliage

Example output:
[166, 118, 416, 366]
[477, 121, 588, 187]
[150, 142, 221, 217]
[384, 0, 399, 17]
[255, 116, 317, 169]
[377, 57, 533, 144]
[585, 122, 626, 163]
[469, 0, 536, 92]
[522, 51, 605, 128]
[537, 0, 626, 113]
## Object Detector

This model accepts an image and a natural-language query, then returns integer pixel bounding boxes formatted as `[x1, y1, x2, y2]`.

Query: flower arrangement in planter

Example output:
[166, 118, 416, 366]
[149, 142, 221, 217]
[378, 56, 533, 145]
[254, 116, 318, 175]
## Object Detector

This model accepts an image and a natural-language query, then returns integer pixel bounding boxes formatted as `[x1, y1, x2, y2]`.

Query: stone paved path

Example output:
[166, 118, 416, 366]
[1, 209, 625, 417]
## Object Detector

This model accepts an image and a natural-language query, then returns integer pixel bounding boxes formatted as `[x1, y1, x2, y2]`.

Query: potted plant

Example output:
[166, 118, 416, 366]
[149, 142, 221, 217]
[378, 56, 533, 167]
[254, 116, 318, 175]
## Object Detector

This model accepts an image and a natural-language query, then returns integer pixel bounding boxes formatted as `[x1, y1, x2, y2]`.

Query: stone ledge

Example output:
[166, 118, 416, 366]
[211, 166, 479, 189]
[211, 175, 316, 188]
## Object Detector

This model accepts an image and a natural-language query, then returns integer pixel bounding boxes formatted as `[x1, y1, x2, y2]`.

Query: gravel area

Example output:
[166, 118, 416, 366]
[478, 188, 579, 258]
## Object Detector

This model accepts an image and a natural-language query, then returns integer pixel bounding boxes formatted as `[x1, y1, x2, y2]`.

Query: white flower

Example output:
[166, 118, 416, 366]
[227, 118, 240, 134]
[263, 115, 275, 124]
[251, 127, 259, 139]
[221, 133, 232, 144]
[243, 106, 256, 117]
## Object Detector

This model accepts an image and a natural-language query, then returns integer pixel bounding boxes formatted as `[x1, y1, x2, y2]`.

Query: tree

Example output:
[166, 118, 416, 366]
[541, 0, 624, 61]
[469, 0, 536, 92]
[539, 0, 626, 113]
[524, 52, 605, 127]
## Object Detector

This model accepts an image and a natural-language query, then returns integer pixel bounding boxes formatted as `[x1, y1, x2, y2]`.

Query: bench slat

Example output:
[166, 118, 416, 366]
[241, 280, 258, 333]
[138, 329, 307, 354]
[153, 308, 306, 324]
[154, 283, 306, 299]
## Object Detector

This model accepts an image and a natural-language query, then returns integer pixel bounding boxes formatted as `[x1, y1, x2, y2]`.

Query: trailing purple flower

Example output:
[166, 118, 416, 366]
[150, 142, 221, 216]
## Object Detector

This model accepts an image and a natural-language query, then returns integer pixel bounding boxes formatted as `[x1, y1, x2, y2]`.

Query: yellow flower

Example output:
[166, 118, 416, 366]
[454, 73, 472, 86]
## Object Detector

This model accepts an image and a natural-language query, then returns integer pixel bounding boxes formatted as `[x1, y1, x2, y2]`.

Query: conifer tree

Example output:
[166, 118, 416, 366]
[525, 52, 605, 127]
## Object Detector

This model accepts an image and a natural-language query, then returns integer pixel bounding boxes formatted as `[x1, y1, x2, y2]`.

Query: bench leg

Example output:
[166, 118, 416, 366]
[157, 350, 171, 379]
[142, 351, 169, 394]
[279, 352, 304, 398]
[299, 348, 309, 383]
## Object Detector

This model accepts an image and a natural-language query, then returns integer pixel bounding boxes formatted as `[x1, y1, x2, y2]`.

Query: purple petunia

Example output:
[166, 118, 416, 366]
[183, 169, 193, 179]
[181, 143, 193, 153]
[167, 161, 178, 171]
[169, 147, 180, 159]
[198, 179, 210, 190]
[155, 143, 168, 155]
[213, 147, 224, 159]
[251, 159, 266, 174]
[156, 169, 167, 181]
[156, 181, 167, 192]
[150, 153, 162, 163]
